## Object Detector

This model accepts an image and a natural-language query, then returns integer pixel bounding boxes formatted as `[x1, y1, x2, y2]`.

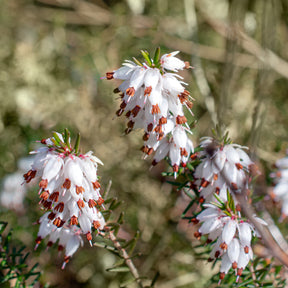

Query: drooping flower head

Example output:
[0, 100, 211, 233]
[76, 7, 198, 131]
[105, 48, 194, 174]
[23, 130, 105, 267]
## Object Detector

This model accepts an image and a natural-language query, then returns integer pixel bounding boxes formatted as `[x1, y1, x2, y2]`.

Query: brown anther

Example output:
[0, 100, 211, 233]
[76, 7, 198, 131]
[141, 145, 149, 154]
[207, 258, 213, 262]
[40, 191, 50, 200]
[116, 109, 124, 117]
[178, 93, 187, 104]
[249, 163, 259, 176]
[236, 204, 241, 212]
[219, 272, 225, 280]
[147, 148, 154, 155]
[237, 268, 243, 276]
[159, 117, 167, 125]
[143, 133, 150, 141]
[48, 212, 56, 220]
[127, 120, 134, 128]
[206, 239, 212, 244]
[244, 246, 249, 254]
[58, 245, 64, 252]
[40, 139, 47, 144]
[176, 115, 187, 124]
[86, 232, 92, 241]
[93, 220, 101, 229]
[92, 181, 101, 189]
[220, 242, 228, 250]
[88, 199, 97, 208]
[147, 123, 153, 132]
[152, 159, 158, 166]
[173, 164, 179, 173]
[113, 87, 120, 94]
[119, 93, 124, 99]
[42, 200, 52, 209]
[184, 61, 191, 69]
[76, 186, 85, 195]
[180, 148, 188, 157]
[131, 105, 141, 117]
[49, 191, 59, 202]
[97, 197, 105, 206]
[158, 132, 164, 141]
[232, 261, 238, 269]
[151, 104, 161, 115]
[231, 182, 238, 190]
[215, 251, 220, 258]
[185, 100, 193, 109]
[194, 231, 201, 239]
[55, 202, 64, 212]
[213, 174, 218, 181]
[35, 236, 42, 244]
[126, 87, 135, 97]
[200, 178, 210, 188]
[120, 101, 127, 109]
[199, 197, 205, 204]
[106, 72, 114, 80]
[70, 216, 78, 225]
[190, 153, 198, 160]
[154, 125, 162, 134]
[62, 179, 71, 189]
[190, 218, 199, 224]
[39, 179, 48, 189]
[235, 163, 243, 170]
[23, 169, 36, 183]
[144, 86, 152, 95]
[77, 199, 85, 209]
[47, 241, 53, 247]
[125, 111, 131, 118]
[64, 256, 71, 264]
[276, 171, 282, 178]
[53, 217, 62, 227]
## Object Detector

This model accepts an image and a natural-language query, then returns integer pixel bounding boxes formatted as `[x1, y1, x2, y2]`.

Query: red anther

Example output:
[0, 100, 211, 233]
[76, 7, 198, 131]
[125, 111, 131, 118]
[39, 179, 48, 189]
[93, 220, 101, 229]
[113, 87, 120, 94]
[58, 245, 64, 252]
[190, 218, 199, 224]
[235, 163, 243, 170]
[178, 94, 187, 104]
[62, 179, 71, 189]
[55, 202, 64, 212]
[40, 191, 50, 200]
[106, 72, 114, 80]
[220, 242, 228, 250]
[200, 178, 210, 188]
[49, 191, 59, 202]
[180, 148, 188, 157]
[126, 87, 135, 96]
[141, 145, 149, 154]
[147, 148, 154, 155]
[213, 174, 218, 181]
[159, 117, 167, 125]
[231, 182, 238, 190]
[35, 236, 42, 244]
[143, 133, 150, 141]
[152, 159, 158, 166]
[182, 162, 187, 167]
[232, 261, 238, 269]
[190, 153, 198, 160]
[236, 204, 241, 211]
[47, 241, 53, 247]
[176, 115, 187, 124]
[158, 132, 164, 141]
[127, 120, 134, 129]
[70, 215, 78, 225]
[215, 251, 220, 258]
[144, 86, 152, 96]
[151, 104, 161, 115]
[76, 186, 84, 195]
[131, 105, 141, 117]
[40, 139, 47, 144]
[48, 212, 56, 220]
[219, 272, 225, 280]
[23, 169, 36, 183]
[97, 197, 105, 206]
[186, 100, 193, 109]
[215, 187, 220, 195]
[77, 200, 85, 209]
[88, 199, 97, 208]
[199, 197, 205, 204]
[86, 232, 92, 241]
[92, 181, 101, 189]
[154, 125, 162, 134]
[244, 246, 249, 254]
[64, 256, 70, 264]
[120, 101, 127, 109]
[173, 164, 179, 173]
[194, 231, 202, 239]
[147, 123, 153, 132]
[237, 268, 243, 276]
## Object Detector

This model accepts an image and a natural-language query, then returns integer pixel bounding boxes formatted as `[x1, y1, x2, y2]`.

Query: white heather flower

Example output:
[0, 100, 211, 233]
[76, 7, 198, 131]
[24, 132, 106, 267]
[193, 137, 255, 202]
[194, 203, 266, 280]
[106, 50, 194, 170]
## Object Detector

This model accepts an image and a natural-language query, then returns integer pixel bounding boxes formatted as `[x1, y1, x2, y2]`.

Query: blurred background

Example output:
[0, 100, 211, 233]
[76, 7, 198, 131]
[1, 0, 288, 287]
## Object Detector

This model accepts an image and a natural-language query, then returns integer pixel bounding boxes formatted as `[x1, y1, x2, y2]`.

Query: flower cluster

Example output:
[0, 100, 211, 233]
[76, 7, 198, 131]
[23, 131, 106, 267]
[106, 49, 194, 173]
[193, 137, 255, 203]
[270, 153, 288, 218]
[193, 199, 266, 281]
